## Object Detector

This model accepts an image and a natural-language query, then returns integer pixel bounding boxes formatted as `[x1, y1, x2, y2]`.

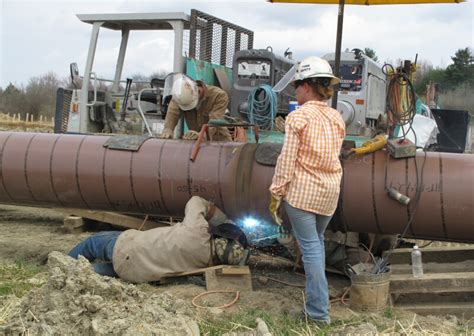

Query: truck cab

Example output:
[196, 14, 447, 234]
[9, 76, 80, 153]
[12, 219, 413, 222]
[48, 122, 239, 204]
[324, 49, 387, 137]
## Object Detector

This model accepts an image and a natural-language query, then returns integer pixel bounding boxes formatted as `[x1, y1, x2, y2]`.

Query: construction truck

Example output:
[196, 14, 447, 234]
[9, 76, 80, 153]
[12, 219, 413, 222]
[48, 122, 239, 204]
[55, 10, 471, 153]
[55, 10, 254, 137]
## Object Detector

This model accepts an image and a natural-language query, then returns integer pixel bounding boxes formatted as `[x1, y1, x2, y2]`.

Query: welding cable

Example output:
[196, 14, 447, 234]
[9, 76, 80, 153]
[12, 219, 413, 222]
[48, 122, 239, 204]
[396, 148, 428, 241]
[246, 84, 278, 130]
[191, 290, 240, 309]
[255, 274, 350, 305]
[330, 286, 351, 305]
[253, 276, 305, 288]
[383, 64, 416, 139]
[418, 241, 433, 248]
[383, 148, 428, 260]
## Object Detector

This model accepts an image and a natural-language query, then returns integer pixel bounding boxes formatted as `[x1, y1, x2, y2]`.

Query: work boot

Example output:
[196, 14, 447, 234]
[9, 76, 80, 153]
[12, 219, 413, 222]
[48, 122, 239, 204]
[284, 308, 331, 326]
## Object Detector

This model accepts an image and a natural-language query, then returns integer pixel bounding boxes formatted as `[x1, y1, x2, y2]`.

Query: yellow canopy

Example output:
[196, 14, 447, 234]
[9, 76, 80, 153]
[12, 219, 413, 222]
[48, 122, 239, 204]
[268, 0, 465, 4]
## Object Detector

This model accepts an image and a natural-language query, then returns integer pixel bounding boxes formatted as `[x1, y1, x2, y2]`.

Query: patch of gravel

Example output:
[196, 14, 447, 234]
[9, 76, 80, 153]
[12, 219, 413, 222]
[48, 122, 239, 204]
[0, 251, 199, 335]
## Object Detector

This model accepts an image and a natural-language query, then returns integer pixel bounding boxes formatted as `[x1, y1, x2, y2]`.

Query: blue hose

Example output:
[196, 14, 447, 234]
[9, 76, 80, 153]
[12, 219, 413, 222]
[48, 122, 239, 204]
[246, 84, 278, 130]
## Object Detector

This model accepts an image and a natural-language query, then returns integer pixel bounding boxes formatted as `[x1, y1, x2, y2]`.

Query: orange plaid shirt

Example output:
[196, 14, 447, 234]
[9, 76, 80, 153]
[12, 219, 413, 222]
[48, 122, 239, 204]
[270, 100, 345, 216]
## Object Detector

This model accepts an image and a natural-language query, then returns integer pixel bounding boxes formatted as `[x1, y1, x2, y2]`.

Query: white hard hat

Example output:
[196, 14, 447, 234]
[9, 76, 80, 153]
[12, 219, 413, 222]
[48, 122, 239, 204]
[294, 56, 340, 86]
[171, 74, 199, 111]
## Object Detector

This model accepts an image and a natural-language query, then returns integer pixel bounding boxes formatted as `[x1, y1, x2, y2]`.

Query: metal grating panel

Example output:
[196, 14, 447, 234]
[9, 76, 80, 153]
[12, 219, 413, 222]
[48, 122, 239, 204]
[54, 88, 72, 133]
[189, 9, 254, 67]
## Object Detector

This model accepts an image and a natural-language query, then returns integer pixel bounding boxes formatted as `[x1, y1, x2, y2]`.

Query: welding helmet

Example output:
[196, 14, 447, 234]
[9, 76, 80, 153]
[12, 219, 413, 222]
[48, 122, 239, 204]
[294, 56, 340, 86]
[211, 221, 250, 265]
[170, 73, 199, 111]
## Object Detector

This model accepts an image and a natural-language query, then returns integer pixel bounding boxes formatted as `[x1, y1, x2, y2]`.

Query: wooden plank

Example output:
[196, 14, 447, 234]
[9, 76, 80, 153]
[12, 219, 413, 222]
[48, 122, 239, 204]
[56, 208, 165, 230]
[390, 272, 474, 294]
[162, 265, 249, 278]
[216, 267, 250, 275]
[161, 266, 220, 278]
[394, 302, 474, 317]
[390, 261, 474, 275]
[386, 246, 474, 264]
[248, 253, 294, 269]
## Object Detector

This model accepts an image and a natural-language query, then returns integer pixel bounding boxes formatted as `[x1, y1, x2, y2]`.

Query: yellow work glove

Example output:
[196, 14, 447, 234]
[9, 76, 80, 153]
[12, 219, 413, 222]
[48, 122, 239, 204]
[159, 128, 173, 139]
[269, 195, 283, 226]
[183, 130, 200, 140]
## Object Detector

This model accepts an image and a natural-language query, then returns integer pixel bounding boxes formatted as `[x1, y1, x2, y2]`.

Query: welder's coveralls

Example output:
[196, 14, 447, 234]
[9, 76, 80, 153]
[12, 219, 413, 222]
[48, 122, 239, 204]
[113, 196, 213, 283]
[164, 85, 232, 141]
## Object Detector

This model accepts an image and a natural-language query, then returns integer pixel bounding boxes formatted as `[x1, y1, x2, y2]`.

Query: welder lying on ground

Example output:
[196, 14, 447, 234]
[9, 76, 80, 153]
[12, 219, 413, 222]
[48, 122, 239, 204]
[68, 196, 249, 283]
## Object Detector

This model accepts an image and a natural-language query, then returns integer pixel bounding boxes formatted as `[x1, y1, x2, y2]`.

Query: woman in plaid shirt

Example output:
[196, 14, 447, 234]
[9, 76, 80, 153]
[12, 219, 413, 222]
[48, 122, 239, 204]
[269, 56, 345, 324]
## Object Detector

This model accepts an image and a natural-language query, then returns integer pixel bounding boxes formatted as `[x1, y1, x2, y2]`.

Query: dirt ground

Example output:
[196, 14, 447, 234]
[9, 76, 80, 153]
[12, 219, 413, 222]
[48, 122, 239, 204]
[0, 204, 350, 316]
[0, 204, 473, 335]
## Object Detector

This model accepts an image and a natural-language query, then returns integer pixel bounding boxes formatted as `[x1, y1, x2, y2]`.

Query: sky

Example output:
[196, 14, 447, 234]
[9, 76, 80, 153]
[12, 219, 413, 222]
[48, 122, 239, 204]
[0, 0, 472, 88]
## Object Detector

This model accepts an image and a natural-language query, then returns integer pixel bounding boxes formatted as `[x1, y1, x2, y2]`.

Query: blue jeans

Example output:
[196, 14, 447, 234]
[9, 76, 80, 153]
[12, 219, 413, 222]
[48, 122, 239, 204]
[284, 201, 332, 322]
[68, 231, 122, 277]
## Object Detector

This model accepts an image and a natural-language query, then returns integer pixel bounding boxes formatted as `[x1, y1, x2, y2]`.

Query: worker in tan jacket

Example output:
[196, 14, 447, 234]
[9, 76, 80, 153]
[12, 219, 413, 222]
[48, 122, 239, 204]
[159, 74, 232, 141]
[68, 196, 249, 283]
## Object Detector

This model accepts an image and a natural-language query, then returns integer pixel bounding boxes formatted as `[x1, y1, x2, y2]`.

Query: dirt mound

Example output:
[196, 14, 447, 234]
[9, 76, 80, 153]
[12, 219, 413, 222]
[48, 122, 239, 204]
[1, 251, 199, 335]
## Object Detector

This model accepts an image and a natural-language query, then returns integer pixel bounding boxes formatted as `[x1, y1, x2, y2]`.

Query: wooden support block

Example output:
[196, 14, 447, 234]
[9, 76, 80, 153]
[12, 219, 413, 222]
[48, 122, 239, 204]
[57, 208, 165, 230]
[63, 215, 86, 233]
[205, 266, 253, 292]
[390, 272, 474, 294]
[161, 265, 253, 291]
[386, 246, 474, 264]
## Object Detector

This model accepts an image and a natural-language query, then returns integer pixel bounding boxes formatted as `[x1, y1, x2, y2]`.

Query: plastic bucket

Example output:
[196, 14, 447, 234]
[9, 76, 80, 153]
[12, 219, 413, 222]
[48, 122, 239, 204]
[288, 101, 299, 113]
[349, 270, 391, 313]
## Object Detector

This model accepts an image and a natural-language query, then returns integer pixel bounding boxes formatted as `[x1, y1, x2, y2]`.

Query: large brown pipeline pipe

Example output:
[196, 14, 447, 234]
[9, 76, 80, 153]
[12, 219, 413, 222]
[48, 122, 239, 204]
[0, 131, 472, 242]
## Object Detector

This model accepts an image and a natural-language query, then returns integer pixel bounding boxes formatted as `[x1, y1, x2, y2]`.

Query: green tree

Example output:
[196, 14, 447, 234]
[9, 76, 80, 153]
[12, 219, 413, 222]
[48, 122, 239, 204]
[1, 83, 27, 117]
[444, 47, 474, 88]
[414, 67, 446, 96]
[24, 72, 61, 119]
[364, 48, 378, 62]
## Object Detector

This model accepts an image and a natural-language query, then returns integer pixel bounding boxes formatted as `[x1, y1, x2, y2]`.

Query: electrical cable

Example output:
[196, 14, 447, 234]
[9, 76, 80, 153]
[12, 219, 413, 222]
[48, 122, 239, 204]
[383, 64, 417, 140]
[384, 147, 428, 260]
[380, 61, 429, 264]
[245, 84, 278, 130]
[191, 290, 240, 309]
[253, 276, 305, 288]
[418, 241, 434, 248]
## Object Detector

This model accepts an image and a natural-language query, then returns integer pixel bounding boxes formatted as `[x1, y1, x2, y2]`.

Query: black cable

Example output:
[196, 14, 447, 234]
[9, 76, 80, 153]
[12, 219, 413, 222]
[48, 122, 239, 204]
[384, 147, 428, 260]
[382, 61, 429, 260]
[385, 68, 417, 140]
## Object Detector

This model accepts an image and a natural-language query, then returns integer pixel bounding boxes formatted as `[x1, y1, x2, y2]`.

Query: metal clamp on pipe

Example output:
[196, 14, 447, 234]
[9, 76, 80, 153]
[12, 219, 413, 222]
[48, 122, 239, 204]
[387, 187, 410, 205]
[190, 121, 260, 161]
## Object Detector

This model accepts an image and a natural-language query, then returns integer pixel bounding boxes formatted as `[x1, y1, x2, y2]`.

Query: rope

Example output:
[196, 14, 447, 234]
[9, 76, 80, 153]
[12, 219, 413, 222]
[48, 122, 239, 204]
[191, 290, 240, 309]
[246, 84, 278, 130]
